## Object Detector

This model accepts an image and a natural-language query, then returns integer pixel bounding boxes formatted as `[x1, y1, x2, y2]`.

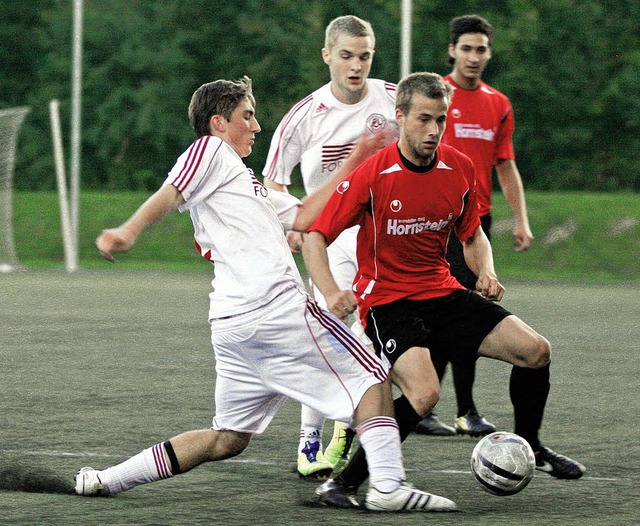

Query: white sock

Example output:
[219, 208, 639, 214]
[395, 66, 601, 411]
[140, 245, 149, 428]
[357, 416, 404, 493]
[99, 442, 174, 494]
[299, 405, 325, 453]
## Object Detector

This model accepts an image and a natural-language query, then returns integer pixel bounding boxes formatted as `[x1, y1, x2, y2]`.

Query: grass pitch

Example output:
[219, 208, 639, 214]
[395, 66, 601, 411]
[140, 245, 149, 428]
[1, 270, 638, 525]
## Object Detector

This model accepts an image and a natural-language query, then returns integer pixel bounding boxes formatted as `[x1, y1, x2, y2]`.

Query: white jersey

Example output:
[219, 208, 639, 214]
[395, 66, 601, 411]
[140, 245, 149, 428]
[262, 79, 397, 194]
[164, 135, 304, 320]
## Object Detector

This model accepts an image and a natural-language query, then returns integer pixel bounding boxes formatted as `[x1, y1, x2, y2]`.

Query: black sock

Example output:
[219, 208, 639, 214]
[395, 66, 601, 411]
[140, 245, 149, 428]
[452, 360, 477, 417]
[509, 363, 551, 452]
[163, 440, 181, 475]
[336, 395, 421, 491]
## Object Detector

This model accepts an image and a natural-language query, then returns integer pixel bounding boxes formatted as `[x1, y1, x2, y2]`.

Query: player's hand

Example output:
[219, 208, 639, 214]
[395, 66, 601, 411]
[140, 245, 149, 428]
[513, 225, 533, 252]
[326, 291, 358, 322]
[96, 228, 136, 262]
[286, 231, 304, 253]
[352, 125, 399, 162]
[475, 274, 505, 302]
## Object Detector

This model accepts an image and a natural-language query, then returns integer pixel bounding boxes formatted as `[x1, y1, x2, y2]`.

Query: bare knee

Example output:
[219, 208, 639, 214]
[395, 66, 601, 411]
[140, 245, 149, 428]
[522, 335, 551, 369]
[214, 430, 251, 459]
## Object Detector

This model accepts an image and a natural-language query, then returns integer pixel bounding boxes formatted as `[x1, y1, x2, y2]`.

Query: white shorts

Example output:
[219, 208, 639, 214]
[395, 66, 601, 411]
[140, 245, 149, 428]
[210, 287, 388, 434]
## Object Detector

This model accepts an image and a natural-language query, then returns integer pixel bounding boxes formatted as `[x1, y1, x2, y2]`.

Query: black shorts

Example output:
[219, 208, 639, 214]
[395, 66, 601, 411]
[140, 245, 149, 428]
[364, 290, 510, 376]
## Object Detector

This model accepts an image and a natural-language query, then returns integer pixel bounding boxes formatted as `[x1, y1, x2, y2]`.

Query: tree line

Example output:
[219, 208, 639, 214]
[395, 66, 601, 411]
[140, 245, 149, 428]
[2, 0, 638, 191]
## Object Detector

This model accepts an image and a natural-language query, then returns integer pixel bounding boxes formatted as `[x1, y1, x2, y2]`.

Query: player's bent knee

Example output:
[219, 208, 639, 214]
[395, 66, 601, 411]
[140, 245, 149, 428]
[523, 335, 551, 369]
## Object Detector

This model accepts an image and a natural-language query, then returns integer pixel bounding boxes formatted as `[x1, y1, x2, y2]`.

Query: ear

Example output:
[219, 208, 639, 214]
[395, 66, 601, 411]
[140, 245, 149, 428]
[210, 115, 226, 134]
[448, 43, 456, 60]
[395, 108, 404, 126]
[321, 47, 331, 65]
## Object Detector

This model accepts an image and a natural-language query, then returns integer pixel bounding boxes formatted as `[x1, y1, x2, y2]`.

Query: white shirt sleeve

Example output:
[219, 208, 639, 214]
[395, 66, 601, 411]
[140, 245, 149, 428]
[267, 190, 302, 231]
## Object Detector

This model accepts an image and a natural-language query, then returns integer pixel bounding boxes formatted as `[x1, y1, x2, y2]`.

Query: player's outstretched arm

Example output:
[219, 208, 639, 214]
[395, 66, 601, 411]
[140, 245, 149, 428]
[96, 184, 185, 262]
[303, 231, 357, 321]
[462, 225, 505, 301]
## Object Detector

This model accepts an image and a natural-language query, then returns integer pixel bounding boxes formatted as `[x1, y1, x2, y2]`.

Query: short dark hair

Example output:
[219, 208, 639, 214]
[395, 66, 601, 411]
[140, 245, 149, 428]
[188, 76, 254, 138]
[448, 15, 494, 65]
[396, 72, 452, 115]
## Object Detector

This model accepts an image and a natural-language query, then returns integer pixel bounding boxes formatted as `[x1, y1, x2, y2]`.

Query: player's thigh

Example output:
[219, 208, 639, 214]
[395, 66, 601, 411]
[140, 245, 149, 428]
[477, 314, 550, 368]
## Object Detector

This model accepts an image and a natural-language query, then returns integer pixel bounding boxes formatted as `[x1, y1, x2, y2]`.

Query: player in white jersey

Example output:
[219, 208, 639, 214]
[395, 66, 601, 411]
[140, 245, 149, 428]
[263, 14, 398, 480]
[74, 76, 456, 512]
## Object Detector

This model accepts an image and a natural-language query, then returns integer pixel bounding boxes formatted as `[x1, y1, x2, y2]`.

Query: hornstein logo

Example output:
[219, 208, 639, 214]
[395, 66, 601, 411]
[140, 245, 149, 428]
[366, 113, 387, 133]
[337, 181, 350, 194]
[389, 199, 402, 212]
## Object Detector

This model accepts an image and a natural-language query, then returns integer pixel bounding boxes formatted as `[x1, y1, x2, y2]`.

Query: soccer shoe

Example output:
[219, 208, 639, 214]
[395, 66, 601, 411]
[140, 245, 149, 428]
[297, 441, 333, 480]
[314, 478, 360, 509]
[323, 425, 356, 475]
[535, 447, 586, 479]
[364, 483, 458, 512]
[454, 410, 496, 437]
[74, 467, 105, 496]
[415, 413, 456, 436]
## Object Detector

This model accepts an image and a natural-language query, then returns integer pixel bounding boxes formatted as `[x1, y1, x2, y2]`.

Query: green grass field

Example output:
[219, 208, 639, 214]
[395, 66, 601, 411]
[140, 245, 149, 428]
[1, 271, 638, 525]
[10, 190, 640, 280]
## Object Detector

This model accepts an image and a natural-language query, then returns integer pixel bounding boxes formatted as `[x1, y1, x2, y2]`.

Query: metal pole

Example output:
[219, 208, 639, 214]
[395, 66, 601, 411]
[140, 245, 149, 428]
[69, 0, 83, 271]
[400, 0, 412, 78]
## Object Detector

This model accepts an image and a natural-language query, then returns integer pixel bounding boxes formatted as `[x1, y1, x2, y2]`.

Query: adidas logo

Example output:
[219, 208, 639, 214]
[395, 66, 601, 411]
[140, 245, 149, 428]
[316, 103, 328, 113]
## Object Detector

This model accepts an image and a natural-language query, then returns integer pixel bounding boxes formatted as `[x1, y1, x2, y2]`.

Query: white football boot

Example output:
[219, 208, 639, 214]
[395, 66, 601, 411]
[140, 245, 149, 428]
[75, 467, 106, 496]
[364, 483, 457, 512]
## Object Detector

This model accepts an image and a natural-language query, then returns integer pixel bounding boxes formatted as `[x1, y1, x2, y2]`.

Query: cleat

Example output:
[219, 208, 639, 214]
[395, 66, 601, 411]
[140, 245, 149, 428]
[364, 483, 457, 512]
[297, 441, 333, 480]
[415, 413, 456, 436]
[454, 410, 496, 437]
[535, 447, 585, 479]
[74, 467, 105, 496]
[324, 424, 356, 475]
[314, 478, 360, 509]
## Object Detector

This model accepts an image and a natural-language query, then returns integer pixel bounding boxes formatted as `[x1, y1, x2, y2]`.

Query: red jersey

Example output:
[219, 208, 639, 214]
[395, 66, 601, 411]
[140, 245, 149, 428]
[309, 142, 480, 327]
[442, 75, 515, 216]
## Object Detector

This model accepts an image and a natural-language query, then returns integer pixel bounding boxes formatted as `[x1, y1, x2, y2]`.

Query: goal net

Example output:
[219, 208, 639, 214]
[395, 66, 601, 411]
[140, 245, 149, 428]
[0, 106, 30, 272]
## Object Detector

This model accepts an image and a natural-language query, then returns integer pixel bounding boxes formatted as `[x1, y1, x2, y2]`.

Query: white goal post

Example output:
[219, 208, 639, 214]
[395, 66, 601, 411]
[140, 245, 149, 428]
[0, 106, 30, 273]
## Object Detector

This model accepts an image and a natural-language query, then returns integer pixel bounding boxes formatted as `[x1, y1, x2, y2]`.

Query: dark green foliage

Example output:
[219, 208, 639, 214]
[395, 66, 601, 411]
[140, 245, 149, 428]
[1, 0, 638, 190]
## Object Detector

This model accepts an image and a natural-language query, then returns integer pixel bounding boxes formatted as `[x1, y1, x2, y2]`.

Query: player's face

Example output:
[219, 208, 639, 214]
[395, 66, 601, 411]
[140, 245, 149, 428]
[397, 94, 449, 166]
[222, 98, 261, 158]
[323, 34, 374, 104]
[449, 33, 492, 87]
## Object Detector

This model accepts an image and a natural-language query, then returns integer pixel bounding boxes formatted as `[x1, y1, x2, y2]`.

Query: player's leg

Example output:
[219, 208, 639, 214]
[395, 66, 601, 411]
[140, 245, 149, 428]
[477, 314, 585, 479]
[76, 429, 251, 496]
[297, 404, 333, 480]
[317, 300, 459, 510]
[77, 301, 291, 497]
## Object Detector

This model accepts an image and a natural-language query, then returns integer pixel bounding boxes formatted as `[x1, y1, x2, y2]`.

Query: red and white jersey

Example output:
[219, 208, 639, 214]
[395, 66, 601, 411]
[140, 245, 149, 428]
[165, 135, 304, 320]
[443, 75, 515, 216]
[262, 79, 397, 194]
[309, 142, 480, 326]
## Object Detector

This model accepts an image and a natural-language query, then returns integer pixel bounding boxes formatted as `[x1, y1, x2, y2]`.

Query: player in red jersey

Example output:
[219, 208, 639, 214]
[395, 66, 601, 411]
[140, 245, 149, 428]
[307, 72, 584, 508]
[417, 14, 535, 437]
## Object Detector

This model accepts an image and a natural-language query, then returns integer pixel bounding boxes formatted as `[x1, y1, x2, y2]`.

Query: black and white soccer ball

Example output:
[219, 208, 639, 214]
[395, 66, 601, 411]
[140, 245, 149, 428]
[471, 431, 535, 496]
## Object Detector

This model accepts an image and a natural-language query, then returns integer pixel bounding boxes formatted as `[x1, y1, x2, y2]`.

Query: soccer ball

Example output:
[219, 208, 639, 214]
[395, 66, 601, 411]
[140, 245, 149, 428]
[471, 432, 535, 496]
